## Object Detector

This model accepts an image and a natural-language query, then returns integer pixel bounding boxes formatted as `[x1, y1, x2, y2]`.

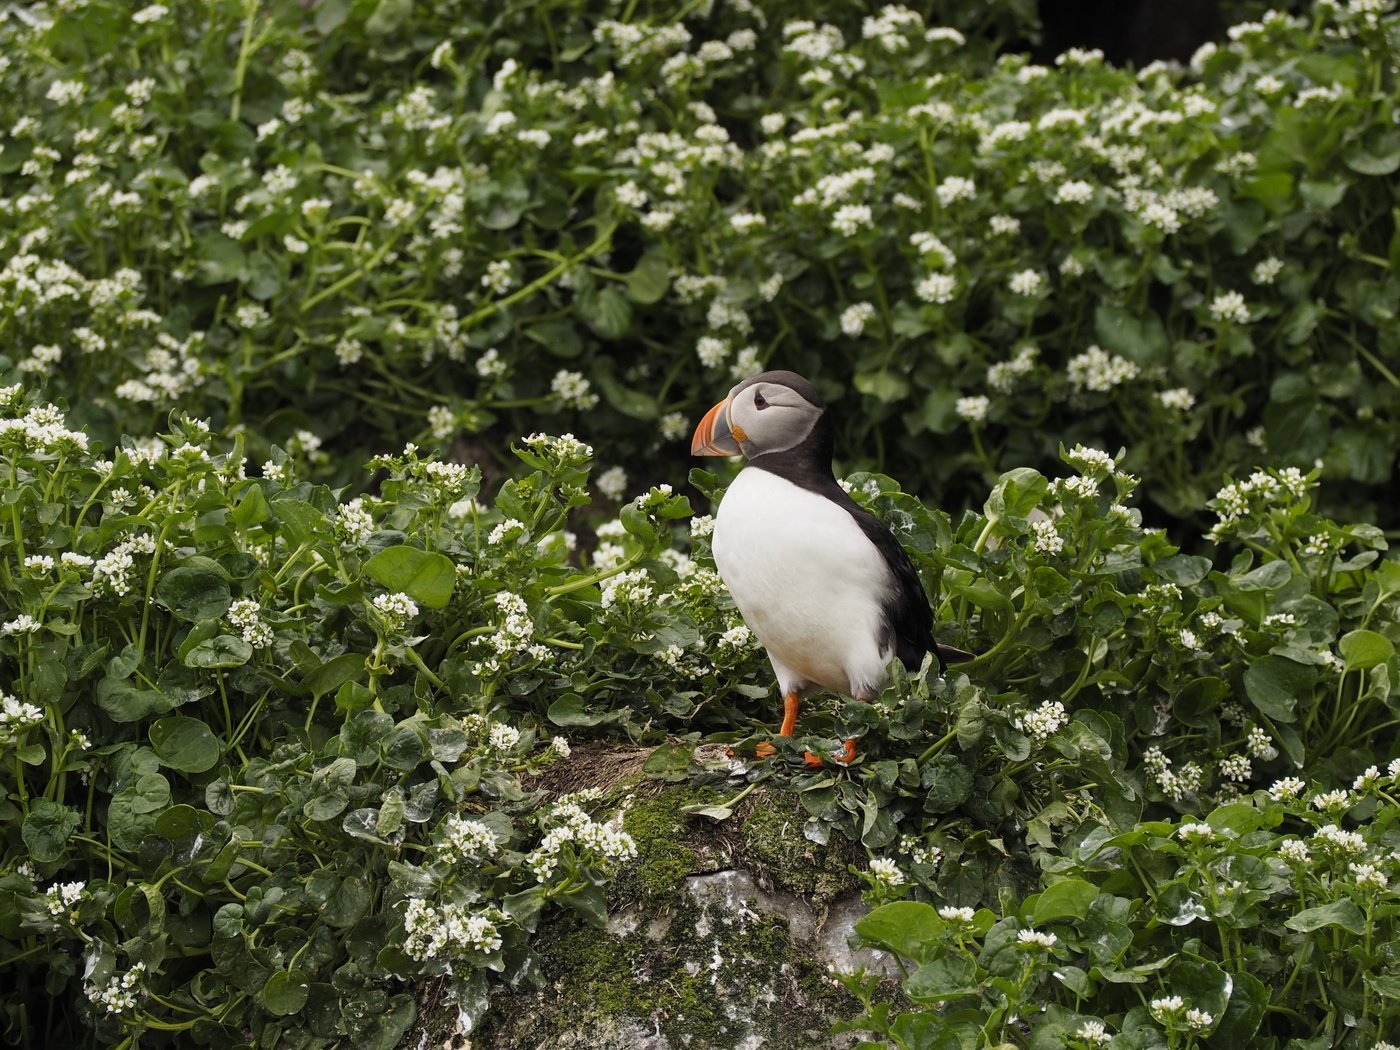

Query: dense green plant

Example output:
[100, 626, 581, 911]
[841, 773, 1400, 1048]
[2, 377, 1399, 1045]
[3, 0, 1399, 528]
[0, 386, 715, 1046]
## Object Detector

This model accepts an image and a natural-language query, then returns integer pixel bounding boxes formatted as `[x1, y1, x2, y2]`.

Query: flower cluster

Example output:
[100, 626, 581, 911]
[401, 899, 504, 962]
[522, 801, 637, 882]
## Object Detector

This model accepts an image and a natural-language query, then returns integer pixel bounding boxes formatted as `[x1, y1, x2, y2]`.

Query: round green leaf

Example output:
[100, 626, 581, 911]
[150, 717, 222, 774]
[1339, 629, 1394, 670]
[184, 635, 254, 669]
[362, 546, 456, 608]
[262, 968, 309, 1016]
[22, 799, 81, 863]
[155, 564, 232, 622]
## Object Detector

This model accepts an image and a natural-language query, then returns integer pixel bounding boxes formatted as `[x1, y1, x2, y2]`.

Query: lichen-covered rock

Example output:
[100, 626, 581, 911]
[409, 746, 889, 1050]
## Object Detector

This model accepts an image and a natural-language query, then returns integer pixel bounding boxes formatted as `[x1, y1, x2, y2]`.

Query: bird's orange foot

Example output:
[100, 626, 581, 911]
[803, 751, 823, 769]
[840, 737, 857, 764]
[754, 741, 777, 759]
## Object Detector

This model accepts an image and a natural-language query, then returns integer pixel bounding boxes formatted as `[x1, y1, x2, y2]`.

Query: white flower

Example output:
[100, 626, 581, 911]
[44, 880, 87, 918]
[488, 723, 521, 751]
[1313, 823, 1365, 854]
[915, 273, 957, 304]
[372, 592, 419, 630]
[1009, 269, 1044, 296]
[831, 204, 873, 236]
[1016, 929, 1057, 949]
[1055, 180, 1095, 204]
[935, 177, 976, 206]
[955, 395, 989, 423]
[600, 570, 653, 610]
[1353, 766, 1381, 792]
[659, 411, 690, 442]
[1075, 1021, 1111, 1046]
[489, 518, 526, 545]
[938, 905, 975, 923]
[1177, 822, 1216, 843]
[1150, 995, 1185, 1019]
[1278, 838, 1309, 864]
[2, 615, 41, 636]
[1310, 789, 1350, 812]
[1268, 776, 1305, 802]
[1018, 700, 1066, 743]
[551, 370, 598, 410]
[718, 624, 752, 648]
[1350, 862, 1388, 891]
[1067, 345, 1139, 393]
[1209, 291, 1250, 324]
[1252, 257, 1284, 284]
[442, 816, 499, 859]
[132, 4, 169, 23]
[481, 259, 514, 295]
[1219, 754, 1251, 781]
[597, 466, 628, 501]
[868, 857, 905, 885]
[1185, 1008, 1214, 1030]
[696, 336, 730, 368]
[335, 499, 374, 545]
[840, 302, 877, 337]
[1158, 388, 1196, 412]
[85, 961, 146, 1016]
[1030, 518, 1064, 555]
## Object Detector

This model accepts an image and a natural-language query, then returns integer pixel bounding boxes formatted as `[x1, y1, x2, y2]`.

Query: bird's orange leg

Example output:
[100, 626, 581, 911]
[756, 690, 802, 759]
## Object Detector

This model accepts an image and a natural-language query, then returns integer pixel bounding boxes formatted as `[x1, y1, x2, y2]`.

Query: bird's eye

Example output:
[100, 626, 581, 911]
[753, 390, 769, 410]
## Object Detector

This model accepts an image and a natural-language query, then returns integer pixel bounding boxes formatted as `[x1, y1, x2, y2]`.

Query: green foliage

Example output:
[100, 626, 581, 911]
[840, 782, 1400, 1048]
[3, 1, 1400, 529]
[0, 391, 714, 1046]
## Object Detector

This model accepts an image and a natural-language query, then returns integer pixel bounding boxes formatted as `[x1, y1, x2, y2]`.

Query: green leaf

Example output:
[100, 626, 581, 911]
[364, 0, 412, 37]
[984, 468, 1047, 522]
[548, 693, 618, 727]
[1094, 304, 1168, 364]
[302, 652, 366, 698]
[853, 370, 911, 403]
[855, 901, 944, 963]
[230, 483, 270, 529]
[155, 564, 232, 622]
[593, 359, 659, 421]
[262, 969, 310, 1016]
[183, 634, 253, 669]
[363, 546, 456, 608]
[1243, 656, 1316, 722]
[22, 799, 81, 863]
[642, 740, 693, 779]
[150, 717, 222, 774]
[1285, 900, 1365, 935]
[922, 754, 973, 813]
[583, 286, 633, 340]
[559, 884, 609, 928]
[905, 955, 979, 1002]
[1340, 629, 1394, 670]
[624, 251, 670, 304]
[1033, 878, 1098, 923]
[195, 234, 247, 285]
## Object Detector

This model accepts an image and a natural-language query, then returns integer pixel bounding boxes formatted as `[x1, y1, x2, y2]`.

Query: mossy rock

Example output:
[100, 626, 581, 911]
[409, 745, 883, 1050]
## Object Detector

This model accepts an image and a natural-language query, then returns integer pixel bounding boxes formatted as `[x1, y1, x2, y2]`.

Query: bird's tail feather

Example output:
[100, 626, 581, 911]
[935, 643, 978, 665]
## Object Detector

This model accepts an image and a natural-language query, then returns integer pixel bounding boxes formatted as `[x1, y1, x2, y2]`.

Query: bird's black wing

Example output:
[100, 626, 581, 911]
[823, 484, 941, 674]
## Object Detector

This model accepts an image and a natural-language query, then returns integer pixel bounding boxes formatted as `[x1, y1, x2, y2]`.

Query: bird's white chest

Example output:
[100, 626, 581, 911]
[711, 468, 893, 697]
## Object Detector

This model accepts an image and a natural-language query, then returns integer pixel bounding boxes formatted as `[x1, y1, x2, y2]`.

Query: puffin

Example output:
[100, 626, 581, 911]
[691, 370, 960, 765]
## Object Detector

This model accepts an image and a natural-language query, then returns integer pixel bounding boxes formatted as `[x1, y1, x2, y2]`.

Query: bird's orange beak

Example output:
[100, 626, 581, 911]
[691, 397, 743, 456]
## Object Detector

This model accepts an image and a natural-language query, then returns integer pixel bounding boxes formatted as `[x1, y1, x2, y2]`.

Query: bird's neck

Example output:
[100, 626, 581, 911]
[747, 419, 837, 488]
